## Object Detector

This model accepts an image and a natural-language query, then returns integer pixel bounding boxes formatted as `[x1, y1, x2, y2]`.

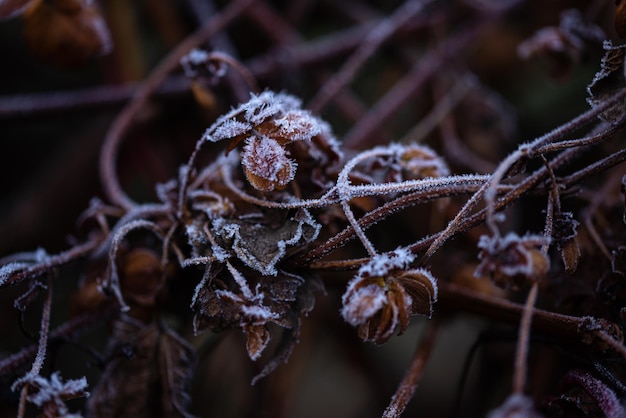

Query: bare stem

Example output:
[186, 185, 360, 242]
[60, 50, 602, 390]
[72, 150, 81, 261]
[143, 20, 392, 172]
[100, 0, 255, 210]
[512, 282, 538, 394]
[382, 320, 441, 418]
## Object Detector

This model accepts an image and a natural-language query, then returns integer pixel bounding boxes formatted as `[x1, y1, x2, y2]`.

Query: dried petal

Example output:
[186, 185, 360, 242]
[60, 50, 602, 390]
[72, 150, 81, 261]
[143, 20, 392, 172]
[342, 251, 437, 344]
[211, 208, 320, 276]
[244, 324, 271, 361]
[242, 136, 296, 192]
[396, 269, 438, 318]
[475, 233, 550, 288]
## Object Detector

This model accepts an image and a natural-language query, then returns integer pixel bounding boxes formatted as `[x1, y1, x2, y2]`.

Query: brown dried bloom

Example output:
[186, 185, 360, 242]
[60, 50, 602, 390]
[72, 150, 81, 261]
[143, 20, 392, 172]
[200, 90, 331, 192]
[341, 248, 438, 344]
[475, 232, 550, 289]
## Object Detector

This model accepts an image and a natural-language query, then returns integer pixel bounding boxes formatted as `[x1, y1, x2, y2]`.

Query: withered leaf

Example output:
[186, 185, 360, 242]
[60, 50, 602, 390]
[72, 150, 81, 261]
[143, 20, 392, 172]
[211, 208, 320, 276]
[88, 317, 195, 418]
[587, 41, 626, 124]
[23, 0, 112, 67]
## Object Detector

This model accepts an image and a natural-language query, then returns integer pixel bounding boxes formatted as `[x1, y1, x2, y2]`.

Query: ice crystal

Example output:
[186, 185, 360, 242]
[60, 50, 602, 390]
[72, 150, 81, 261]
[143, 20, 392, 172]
[358, 247, 416, 278]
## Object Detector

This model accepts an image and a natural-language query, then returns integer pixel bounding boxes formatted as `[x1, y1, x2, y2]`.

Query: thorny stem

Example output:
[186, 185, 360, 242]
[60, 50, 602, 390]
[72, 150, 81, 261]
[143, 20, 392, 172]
[100, 0, 256, 210]
[382, 320, 441, 418]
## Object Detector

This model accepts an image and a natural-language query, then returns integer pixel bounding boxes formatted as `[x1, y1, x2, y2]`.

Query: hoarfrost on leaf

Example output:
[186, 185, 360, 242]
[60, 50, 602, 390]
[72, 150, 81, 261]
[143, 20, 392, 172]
[341, 281, 387, 326]
[211, 208, 320, 276]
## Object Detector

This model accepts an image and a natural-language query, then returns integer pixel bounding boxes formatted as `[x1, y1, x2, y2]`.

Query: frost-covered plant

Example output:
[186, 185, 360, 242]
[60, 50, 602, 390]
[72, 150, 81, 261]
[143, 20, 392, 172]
[3, 2, 626, 417]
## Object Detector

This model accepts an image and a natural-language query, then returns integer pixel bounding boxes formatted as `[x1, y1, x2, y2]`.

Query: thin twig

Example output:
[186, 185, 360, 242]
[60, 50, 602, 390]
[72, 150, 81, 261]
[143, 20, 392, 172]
[382, 320, 441, 418]
[100, 0, 256, 210]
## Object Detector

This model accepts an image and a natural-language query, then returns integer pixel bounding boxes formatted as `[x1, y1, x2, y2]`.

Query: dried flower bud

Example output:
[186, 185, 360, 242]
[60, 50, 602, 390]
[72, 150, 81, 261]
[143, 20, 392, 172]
[241, 136, 297, 192]
[475, 233, 550, 289]
[341, 249, 438, 344]
[23, 0, 112, 67]
[202, 91, 335, 193]
[120, 248, 164, 308]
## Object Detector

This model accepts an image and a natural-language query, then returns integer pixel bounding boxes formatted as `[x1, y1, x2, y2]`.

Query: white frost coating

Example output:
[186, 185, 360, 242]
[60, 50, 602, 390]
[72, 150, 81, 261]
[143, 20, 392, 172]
[212, 209, 320, 276]
[358, 248, 415, 278]
[202, 90, 305, 143]
[185, 222, 208, 248]
[211, 119, 252, 142]
[341, 282, 387, 326]
[241, 136, 296, 185]
[243, 91, 290, 125]
[241, 304, 280, 323]
[185, 48, 209, 65]
[211, 245, 230, 262]
[0, 262, 29, 287]
[274, 110, 323, 141]
[26, 373, 89, 407]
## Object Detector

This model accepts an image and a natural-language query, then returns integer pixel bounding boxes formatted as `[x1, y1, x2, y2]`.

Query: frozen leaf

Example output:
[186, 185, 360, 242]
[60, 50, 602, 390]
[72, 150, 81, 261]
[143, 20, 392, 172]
[211, 209, 320, 276]
[88, 317, 195, 418]
[587, 41, 626, 124]
[241, 136, 297, 192]
[243, 324, 271, 361]
[12, 372, 89, 418]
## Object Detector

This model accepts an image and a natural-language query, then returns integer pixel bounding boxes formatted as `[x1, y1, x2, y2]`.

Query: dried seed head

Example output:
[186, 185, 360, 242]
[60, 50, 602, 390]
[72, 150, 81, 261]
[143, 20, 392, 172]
[475, 233, 550, 289]
[341, 250, 437, 344]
